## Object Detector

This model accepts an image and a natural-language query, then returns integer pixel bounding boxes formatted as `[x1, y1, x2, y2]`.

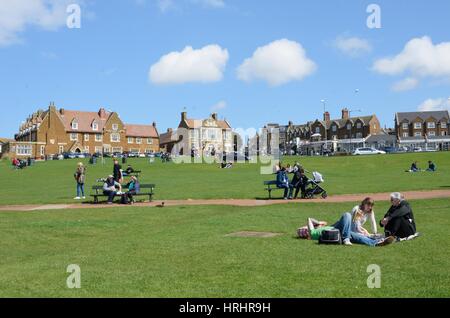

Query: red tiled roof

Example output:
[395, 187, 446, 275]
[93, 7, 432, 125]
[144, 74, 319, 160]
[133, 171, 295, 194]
[59, 109, 111, 132]
[125, 124, 158, 138]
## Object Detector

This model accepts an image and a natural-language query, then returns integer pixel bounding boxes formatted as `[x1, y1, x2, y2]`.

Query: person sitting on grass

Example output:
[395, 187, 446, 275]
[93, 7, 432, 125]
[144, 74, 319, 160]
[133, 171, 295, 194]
[409, 161, 420, 172]
[427, 160, 436, 172]
[351, 197, 378, 237]
[276, 167, 293, 200]
[297, 213, 395, 247]
[122, 176, 140, 204]
[291, 168, 309, 199]
[380, 192, 418, 240]
[103, 175, 122, 204]
[122, 164, 135, 176]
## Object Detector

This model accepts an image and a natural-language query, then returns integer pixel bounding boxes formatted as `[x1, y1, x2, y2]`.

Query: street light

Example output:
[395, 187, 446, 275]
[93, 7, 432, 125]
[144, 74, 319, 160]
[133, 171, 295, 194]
[321, 99, 327, 152]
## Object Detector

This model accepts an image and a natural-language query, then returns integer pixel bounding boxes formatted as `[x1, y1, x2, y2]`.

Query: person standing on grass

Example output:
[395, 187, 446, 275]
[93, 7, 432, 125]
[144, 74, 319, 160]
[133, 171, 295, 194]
[74, 162, 86, 200]
[380, 193, 417, 239]
[103, 175, 122, 204]
[113, 160, 123, 183]
[351, 197, 377, 236]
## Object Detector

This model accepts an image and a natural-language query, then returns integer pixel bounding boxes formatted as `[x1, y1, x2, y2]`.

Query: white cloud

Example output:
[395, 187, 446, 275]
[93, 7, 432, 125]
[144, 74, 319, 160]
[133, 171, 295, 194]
[333, 35, 372, 57]
[193, 0, 225, 8]
[418, 97, 450, 112]
[237, 39, 317, 86]
[391, 77, 419, 92]
[156, 0, 175, 12]
[149, 44, 229, 85]
[0, 0, 76, 46]
[373, 36, 450, 79]
[211, 100, 227, 112]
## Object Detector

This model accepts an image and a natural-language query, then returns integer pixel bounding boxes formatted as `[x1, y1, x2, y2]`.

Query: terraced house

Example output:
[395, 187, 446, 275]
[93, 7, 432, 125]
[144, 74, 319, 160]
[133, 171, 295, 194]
[284, 108, 381, 154]
[395, 110, 450, 150]
[3, 103, 159, 159]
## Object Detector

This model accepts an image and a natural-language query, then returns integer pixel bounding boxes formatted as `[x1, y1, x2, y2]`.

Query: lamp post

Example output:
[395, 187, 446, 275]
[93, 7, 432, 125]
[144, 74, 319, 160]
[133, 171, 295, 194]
[321, 99, 327, 153]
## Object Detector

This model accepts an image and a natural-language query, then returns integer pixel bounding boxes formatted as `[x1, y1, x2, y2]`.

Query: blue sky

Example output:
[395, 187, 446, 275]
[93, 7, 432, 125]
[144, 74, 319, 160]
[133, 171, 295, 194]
[1, 0, 450, 137]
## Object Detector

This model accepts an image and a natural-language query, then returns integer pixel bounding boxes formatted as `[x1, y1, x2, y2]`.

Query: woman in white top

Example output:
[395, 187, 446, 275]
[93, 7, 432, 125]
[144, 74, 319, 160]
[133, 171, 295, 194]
[351, 197, 377, 236]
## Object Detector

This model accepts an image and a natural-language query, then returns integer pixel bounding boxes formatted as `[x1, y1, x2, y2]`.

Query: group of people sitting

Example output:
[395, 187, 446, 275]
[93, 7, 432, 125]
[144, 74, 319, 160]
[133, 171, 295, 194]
[11, 157, 28, 169]
[275, 162, 309, 200]
[102, 174, 140, 204]
[408, 160, 436, 172]
[297, 192, 419, 246]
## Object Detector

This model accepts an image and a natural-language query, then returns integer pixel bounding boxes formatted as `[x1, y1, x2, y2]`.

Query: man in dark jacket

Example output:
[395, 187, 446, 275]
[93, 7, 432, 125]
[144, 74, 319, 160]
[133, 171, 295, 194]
[380, 192, 417, 238]
[291, 168, 309, 199]
[113, 160, 122, 182]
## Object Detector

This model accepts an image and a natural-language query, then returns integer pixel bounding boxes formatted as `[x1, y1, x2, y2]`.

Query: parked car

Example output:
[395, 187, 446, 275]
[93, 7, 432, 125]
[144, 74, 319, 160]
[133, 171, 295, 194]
[146, 152, 155, 158]
[352, 147, 386, 155]
[412, 147, 423, 152]
[138, 153, 146, 158]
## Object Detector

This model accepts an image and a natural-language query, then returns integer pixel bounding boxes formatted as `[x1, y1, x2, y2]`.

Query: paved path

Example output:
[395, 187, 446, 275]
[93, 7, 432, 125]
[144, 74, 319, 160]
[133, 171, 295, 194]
[0, 189, 449, 212]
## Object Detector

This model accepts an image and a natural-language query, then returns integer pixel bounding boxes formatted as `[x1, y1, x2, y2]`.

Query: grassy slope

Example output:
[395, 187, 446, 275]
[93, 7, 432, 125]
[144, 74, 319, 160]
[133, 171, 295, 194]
[0, 152, 449, 205]
[0, 199, 449, 297]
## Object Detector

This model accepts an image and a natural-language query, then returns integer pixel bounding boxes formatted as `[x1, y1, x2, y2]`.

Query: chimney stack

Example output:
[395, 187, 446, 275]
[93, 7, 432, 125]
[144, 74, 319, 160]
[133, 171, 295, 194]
[167, 128, 173, 133]
[323, 111, 330, 122]
[181, 112, 187, 121]
[99, 108, 107, 119]
[152, 121, 156, 127]
[59, 108, 65, 115]
[342, 108, 349, 120]
[211, 113, 218, 120]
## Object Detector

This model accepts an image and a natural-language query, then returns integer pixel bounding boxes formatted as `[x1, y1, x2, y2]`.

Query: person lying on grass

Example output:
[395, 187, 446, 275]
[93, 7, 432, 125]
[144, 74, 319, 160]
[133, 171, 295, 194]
[380, 192, 419, 240]
[351, 197, 378, 237]
[297, 213, 395, 247]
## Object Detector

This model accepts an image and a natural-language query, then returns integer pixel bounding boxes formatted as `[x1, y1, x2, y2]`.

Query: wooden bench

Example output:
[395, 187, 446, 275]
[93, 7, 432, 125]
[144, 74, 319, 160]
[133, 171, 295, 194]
[264, 180, 283, 199]
[91, 183, 155, 204]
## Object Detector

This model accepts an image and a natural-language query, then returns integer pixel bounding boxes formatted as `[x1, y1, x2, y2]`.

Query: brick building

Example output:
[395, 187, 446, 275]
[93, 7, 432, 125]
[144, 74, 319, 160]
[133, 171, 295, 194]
[395, 110, 450, 150]
[284, 108, 381, 154]
[3, 103, 159, 159]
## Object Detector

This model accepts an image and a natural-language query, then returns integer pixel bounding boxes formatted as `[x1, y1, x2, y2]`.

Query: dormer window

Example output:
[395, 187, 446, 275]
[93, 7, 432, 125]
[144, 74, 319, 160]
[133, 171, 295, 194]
[414, 122, 422, 129]
[427, 122, 436, 129]
[356, 122, 362, 129]
[441, 122, 447, 129]
[71, 119, 78, 130]
[402, 123, 409, 130]
[92, 121, 98, 131]
[347, 123, 352, 130]
[332, 125, 337, 132]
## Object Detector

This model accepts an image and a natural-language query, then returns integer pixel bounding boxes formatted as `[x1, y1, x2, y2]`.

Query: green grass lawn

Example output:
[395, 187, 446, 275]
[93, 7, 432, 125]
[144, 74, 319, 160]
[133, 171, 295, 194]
[0, 152, 449, 205]
[0, 199, 448, 297]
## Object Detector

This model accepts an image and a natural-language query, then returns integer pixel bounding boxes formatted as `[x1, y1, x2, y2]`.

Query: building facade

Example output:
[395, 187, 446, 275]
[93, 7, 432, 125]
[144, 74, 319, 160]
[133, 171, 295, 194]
[4, 103, 159, 158]
[284, 108, 381, 154]
[165, 112, 234, 156]
[395, 110, 450, 150]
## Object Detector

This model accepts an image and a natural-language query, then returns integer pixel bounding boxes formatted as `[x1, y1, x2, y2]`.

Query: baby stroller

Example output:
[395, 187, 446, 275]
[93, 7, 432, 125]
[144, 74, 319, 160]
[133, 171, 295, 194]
[304, 171, 328, 199]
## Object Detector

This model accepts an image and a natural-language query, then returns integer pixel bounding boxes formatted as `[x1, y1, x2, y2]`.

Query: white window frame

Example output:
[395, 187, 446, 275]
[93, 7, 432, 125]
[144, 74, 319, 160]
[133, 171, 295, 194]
[95, 146, 102, 153]
[402, 123, 409, 130]
[71, 120, 78, 130]
[16, 144, 32, 155]
[84, 146, 90, 153]
[92, 121, 99, 131]
[40, 145, 45, 156]
[347, 123, 352, 130]
[414, 122, 422, 129]
[147, 138, 153, 145]
[84, 134, 89, 142]
[356, 122, 362, 129]
[59, 145, 64, 154]
[128, 137, 134, 144]
[332, 125, 337, 132]
[403, 132, 408, 138]
[414, 132, 422, 137]
[428, 131, 436, 137]
[112, 124, 119, 131]
[427, 122, 436, 129]
[315, 127, 320, 134]
[440, 122, 447, 129]
[136, 137, 142, 144]
[70, 133, 78, 141]
[95, 134, 103, 142]
[110, 133, 120, 143]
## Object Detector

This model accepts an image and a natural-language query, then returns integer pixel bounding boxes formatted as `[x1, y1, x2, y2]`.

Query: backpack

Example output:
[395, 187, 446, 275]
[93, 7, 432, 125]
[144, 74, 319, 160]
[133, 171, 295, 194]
[120, 194, 129, 205]
[319, 229, 342, 245]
